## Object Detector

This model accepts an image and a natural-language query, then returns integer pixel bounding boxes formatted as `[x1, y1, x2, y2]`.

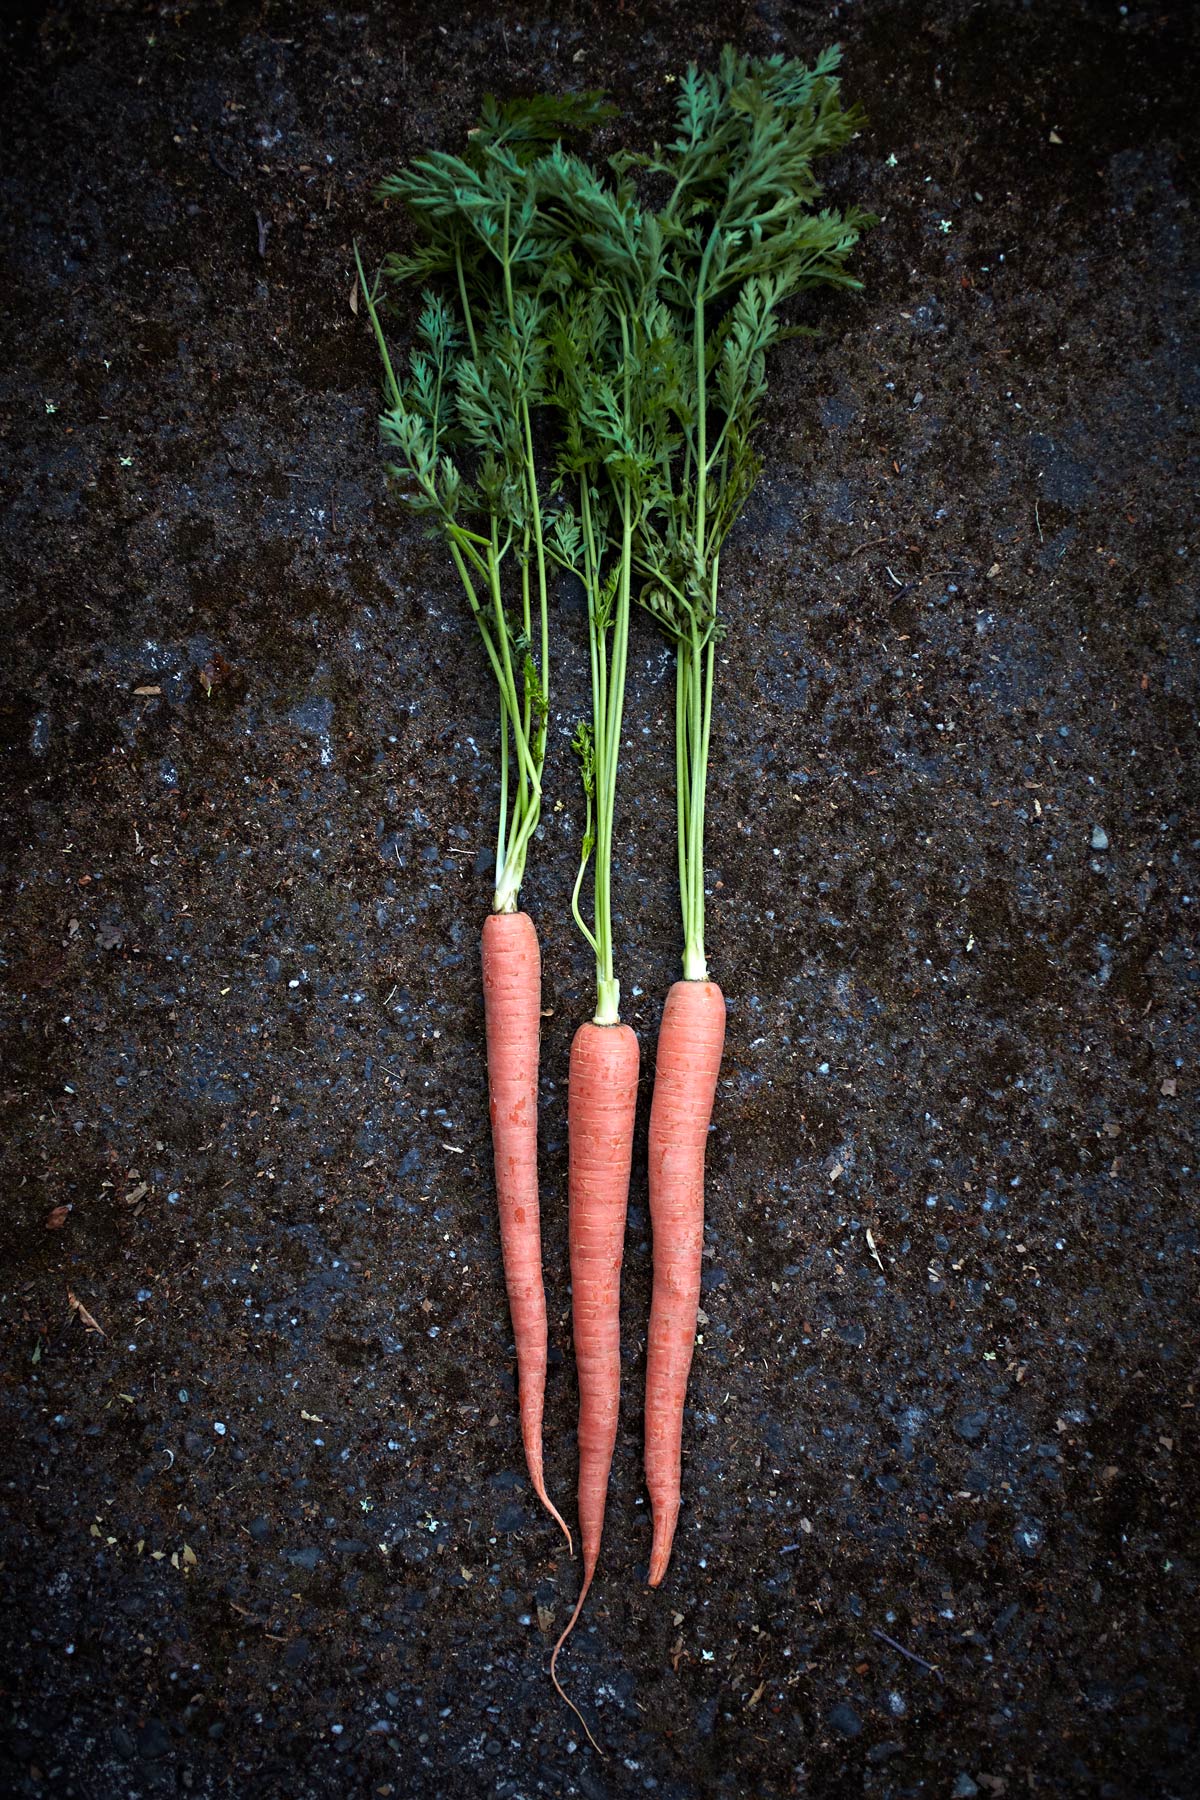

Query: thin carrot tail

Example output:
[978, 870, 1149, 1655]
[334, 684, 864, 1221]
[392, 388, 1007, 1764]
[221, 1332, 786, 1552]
[525, 1443, 574, 1556]
[549, 1560, 604, 1756]
[645, 980, 726, 1588]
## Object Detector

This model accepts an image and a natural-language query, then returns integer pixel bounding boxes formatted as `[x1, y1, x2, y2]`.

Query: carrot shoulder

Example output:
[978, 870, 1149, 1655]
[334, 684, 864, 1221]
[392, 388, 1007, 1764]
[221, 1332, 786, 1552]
[482, 910, 571, 1550]
[644, 978, 726, 1587]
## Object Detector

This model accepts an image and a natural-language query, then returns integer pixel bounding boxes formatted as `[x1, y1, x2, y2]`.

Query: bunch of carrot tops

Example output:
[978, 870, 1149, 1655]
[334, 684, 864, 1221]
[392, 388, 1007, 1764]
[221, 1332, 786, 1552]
[358, 45, 871, 1745]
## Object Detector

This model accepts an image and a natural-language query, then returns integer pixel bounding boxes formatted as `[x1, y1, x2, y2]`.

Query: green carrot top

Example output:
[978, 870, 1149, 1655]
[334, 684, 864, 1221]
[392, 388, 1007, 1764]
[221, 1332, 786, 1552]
[356, 92, 612, 916]
[543, 45, 873, 978]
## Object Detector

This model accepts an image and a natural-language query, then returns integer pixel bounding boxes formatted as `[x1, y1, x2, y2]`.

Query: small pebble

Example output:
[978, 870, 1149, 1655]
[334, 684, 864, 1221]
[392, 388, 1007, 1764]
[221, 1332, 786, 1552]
[1091, 825, 1109, 851]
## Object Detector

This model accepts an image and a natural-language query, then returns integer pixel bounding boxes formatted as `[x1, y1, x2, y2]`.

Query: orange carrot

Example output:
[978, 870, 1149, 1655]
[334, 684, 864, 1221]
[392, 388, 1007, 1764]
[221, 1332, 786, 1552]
[482, 910, 571, 1551]
[644, 978, 726, 1586]
[551, 1017, 639, 1738]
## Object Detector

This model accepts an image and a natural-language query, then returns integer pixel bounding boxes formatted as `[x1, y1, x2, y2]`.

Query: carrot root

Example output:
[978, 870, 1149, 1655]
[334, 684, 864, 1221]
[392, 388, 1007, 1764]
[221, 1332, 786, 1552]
[551, 1017, 639, 1742]
[644, 978, 726, 1587]
[481, 911, 572, 1552]
[549, 1572, 604, 1756]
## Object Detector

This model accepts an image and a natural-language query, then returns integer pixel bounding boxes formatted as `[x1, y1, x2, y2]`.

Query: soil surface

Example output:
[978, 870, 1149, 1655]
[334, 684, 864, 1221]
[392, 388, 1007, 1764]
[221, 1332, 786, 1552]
[1, 2, 1197, 1797]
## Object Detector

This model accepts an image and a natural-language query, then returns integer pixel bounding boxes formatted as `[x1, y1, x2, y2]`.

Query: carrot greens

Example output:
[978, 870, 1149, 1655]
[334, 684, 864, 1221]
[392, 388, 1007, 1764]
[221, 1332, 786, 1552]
[634, 46, 872, 975]
[356, 92, 612, 914]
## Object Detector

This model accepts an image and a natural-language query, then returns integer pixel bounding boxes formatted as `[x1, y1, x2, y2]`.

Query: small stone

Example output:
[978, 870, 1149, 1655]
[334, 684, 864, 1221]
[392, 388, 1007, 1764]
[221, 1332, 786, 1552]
[956, 1409, 988, 1442]
[827, 1701, 863, 1738]
[953, 1778, 980, 1799]
[1090, 826, 1109, 851]
[1014, 1521, 1043, 1557]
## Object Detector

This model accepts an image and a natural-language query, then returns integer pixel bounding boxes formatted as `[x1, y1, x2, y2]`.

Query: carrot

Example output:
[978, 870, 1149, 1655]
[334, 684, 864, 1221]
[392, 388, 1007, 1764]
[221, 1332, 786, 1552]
[541, 220, 657, 1738]
[644, 978, 726, 1585]
[358, 105, 610, 1551]
[481, 910, 571, 1549]
[551, 1017, 639, 1742]
[608, 49, 868, 1585]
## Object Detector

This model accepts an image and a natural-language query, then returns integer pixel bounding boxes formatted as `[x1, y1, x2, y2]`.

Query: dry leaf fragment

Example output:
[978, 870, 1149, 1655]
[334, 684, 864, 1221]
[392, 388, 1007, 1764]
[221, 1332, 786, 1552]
[349, 277, 359, 315]
[182, 1544, 198, 1567]
[67, 1289, 105, 1335]
[747, 1680, 766, 1710]
[45, 1205, 71, 1231]
[300, 1410, 325, 1424]
[670, 1635, 685, 1671]
[536, 1603, 554, 1634]
[133, 685, 162, 696]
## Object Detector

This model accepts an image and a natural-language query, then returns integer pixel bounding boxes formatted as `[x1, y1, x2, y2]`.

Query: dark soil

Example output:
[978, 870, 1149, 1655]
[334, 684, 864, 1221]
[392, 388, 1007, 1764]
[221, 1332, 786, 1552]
[1, 2, 1197, 1796]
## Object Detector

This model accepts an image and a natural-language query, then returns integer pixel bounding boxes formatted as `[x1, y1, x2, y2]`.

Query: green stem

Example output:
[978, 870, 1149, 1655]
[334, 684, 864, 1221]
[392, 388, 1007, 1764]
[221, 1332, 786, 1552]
[496, 692, 509, 895]
[353, 244, 404, 412]
[454, 241, 479, 361]
[571, 794, 599, 958]
[693, 236, 716, 563]
[675, 640, 690, 947]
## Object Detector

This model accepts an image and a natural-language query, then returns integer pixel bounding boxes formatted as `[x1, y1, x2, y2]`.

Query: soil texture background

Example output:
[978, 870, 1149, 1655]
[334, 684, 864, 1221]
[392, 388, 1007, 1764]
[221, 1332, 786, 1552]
[1, 2, 1197, 1796]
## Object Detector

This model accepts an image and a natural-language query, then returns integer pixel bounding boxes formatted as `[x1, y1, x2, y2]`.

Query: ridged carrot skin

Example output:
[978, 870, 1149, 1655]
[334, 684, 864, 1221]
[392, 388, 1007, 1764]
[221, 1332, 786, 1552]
[481, 911, 571, 1550]
[551, 1018, 639, 1694]
[645, 978, 726, 1586]
[568, 1019, 640, 1581]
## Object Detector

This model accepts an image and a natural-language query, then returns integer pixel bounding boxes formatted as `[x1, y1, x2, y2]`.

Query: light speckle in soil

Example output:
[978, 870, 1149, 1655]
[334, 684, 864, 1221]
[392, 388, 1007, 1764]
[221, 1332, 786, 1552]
[1, 2, 1197, 1797]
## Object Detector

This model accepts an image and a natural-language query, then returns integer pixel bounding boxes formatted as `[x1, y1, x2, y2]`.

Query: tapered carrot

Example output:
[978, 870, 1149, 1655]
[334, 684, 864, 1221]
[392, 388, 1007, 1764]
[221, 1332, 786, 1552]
[551, 1017, 639, 1741]
[644, 978, 726, 1586]
[482, 911, 571, 1550]
[601, 51, 869, 1587]
[544, 268, 647, 1740]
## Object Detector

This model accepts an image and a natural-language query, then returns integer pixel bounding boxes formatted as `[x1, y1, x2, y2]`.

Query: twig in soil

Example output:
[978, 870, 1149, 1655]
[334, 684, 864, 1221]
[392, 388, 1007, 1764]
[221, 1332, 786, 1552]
[871, 1626, 942, 1679]
[885, 565, 906, 588]
[850, 535, 900, 556]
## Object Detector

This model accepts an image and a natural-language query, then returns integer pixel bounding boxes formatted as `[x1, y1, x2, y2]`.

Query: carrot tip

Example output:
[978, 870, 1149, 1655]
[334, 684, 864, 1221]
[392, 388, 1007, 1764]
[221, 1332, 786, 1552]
[535, 1485, 574, 1558]
[549, 1574, 604, 1756]
[647, 1520, 675, 1588]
